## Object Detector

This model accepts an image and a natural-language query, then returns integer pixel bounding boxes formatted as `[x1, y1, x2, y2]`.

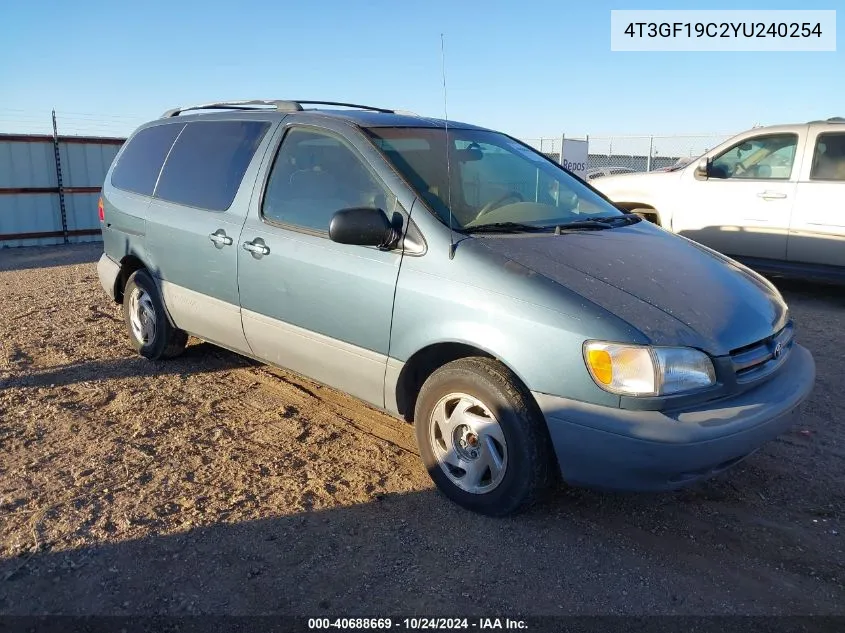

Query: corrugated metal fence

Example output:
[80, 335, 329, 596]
[0, 132, 123, 248]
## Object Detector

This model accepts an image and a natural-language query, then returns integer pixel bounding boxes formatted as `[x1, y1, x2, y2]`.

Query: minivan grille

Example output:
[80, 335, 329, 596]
[730, 322, 794, 383]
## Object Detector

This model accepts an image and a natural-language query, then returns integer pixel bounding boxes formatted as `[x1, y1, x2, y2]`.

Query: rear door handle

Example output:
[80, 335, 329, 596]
[209, 230, 233, 247]
[757, 191, 787, 200]
[243, 239, 270, 257]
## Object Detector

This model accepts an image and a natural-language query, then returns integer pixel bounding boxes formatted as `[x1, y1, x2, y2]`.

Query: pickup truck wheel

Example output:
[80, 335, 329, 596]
[123, 270, 188, 360]
[630, 208, 661, 225]
[414, 357, 555, 516]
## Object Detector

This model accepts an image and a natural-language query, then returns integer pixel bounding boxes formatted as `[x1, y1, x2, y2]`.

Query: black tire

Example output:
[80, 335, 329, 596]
[414, 357, 556, 516]
[122, 269, 188, 360]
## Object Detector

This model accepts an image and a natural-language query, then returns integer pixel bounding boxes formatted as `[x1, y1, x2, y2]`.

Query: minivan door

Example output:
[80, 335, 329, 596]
[787, 129, 845, 269]
[144, 119, 276, 354]
[237, 125, 404, 409]
[671, 131, 802, 262]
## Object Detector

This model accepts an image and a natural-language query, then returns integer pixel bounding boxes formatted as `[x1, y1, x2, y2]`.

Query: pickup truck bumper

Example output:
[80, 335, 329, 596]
[533, 343, 815, 491]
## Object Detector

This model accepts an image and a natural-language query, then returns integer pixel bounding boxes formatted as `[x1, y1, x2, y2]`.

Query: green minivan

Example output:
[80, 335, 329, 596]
[97, 100, 816, 515]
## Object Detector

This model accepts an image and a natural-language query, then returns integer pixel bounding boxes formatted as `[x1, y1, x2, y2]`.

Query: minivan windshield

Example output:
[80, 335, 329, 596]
[365, 127, 625, 231]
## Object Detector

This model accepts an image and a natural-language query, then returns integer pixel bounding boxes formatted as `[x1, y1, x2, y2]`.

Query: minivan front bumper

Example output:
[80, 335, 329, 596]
[533, 343, 815, 491]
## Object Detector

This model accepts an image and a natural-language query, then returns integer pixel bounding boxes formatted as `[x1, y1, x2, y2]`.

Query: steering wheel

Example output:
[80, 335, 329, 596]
[476, 190, 524, 218]
[732, 159, 749, 177]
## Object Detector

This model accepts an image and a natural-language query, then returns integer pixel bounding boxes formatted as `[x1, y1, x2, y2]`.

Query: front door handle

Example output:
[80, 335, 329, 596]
[757, 191, 787, 200]
[243, 239, 270, 257]
[209, 229, 233, 247]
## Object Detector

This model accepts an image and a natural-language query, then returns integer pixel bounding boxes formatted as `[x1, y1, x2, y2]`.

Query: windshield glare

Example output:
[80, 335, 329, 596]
[365, 127, 623, 230]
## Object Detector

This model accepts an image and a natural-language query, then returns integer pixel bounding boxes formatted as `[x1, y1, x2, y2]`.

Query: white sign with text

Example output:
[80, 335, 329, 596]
[559, 139, 589, 180]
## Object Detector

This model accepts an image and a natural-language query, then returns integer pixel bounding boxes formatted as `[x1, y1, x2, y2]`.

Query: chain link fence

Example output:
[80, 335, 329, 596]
[0, 109, 143, 139]
[521, 134, 737, 178]
[1, 108, 740, 180]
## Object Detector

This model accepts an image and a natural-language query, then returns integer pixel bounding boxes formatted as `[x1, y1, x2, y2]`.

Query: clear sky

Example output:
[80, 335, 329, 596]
[0, 0, 842, 141]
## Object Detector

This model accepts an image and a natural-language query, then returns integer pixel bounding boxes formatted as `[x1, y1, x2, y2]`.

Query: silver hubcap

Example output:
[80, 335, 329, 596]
[128, 287, 156, 345]
[428, 393, 508, 494]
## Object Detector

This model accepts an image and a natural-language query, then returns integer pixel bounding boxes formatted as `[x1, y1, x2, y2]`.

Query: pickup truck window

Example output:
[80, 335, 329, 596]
[710, 134, 798, 181]
[810, 132, 845, 181]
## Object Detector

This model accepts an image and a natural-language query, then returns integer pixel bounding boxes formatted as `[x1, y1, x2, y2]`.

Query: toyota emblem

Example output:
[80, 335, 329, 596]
[773, 341, 783, 359]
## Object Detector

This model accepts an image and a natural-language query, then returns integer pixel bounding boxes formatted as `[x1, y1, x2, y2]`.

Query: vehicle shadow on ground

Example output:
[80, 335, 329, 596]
[0, 242, 101, 272]
[0, 484, 835, 618]
[773, 279, 845, 307]
[0, 342, 251, 390]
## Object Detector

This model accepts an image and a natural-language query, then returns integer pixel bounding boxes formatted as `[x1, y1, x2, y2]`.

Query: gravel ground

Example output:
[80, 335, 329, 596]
[0, 243, 843, 616]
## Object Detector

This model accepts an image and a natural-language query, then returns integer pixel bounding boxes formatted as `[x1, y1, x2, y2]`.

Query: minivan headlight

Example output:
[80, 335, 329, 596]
[583, 341, 716, 397]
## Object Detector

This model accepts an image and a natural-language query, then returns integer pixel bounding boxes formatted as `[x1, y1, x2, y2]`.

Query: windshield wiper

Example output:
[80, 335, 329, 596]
[581, 214, 641, 225]
[553, 220, 612, 232]
[464, 222, 553, 234]
[554, 215, 641, 232]
[466, 215, 640, 234]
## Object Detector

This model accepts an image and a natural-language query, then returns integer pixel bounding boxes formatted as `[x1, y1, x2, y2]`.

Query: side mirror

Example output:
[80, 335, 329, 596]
[329, 207, 397, 248]
[694, 157, 710, 180]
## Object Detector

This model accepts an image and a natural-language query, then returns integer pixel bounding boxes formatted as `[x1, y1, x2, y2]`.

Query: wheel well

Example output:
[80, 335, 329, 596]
[114, 255, 146, 303]
[615, 203, 661, 226]
[395, 343, 536, 423]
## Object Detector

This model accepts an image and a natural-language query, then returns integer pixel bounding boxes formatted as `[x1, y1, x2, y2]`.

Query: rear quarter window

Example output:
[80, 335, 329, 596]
[810, 132, 845, 181]
[154, 120, 271, 211]
[110, 123, 184, 196]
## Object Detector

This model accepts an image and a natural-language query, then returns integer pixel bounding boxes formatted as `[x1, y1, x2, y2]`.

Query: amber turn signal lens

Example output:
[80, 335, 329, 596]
[587, 349, 613, 385]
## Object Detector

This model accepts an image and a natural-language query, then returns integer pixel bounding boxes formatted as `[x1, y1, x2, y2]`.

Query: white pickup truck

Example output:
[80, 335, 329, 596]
[591, 118, 845, 283]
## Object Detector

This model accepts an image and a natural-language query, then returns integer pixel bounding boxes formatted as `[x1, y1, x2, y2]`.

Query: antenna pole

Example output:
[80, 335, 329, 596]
[441, 33, 456, 260]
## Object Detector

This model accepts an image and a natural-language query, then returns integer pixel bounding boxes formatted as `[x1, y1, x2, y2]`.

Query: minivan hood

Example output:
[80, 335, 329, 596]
[475, 223, 788, 355]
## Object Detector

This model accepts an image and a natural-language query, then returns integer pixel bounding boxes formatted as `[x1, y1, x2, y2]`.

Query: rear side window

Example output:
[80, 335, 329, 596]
[111, 123, 183, 196]
[810, 132, 845, 181]
[154, 120, 271, 211]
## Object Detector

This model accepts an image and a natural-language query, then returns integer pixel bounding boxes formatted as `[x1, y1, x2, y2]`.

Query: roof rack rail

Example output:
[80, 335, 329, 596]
[294, 101, 396, 113]
[161, 100, 303, 118]
[160, 99, 417, 118]
[808, 116, 845, 124]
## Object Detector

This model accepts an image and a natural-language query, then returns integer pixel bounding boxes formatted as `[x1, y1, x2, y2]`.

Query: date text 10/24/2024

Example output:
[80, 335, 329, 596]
[308, 618, 528, 630]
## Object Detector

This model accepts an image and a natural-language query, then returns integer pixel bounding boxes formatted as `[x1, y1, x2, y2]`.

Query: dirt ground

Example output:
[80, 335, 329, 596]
[0, 242, 843, 616]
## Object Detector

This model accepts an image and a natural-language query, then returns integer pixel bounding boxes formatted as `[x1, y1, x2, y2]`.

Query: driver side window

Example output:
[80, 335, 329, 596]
[262, 127, 395, 233]
[710, 134, 798, 181]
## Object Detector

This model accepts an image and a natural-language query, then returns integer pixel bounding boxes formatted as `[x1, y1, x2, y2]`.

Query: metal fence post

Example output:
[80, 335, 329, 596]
[558, 133, 565, 165]
[646, 135, 654, 172]
[585, 134, 590, 169]
[51, 109, 69, 244]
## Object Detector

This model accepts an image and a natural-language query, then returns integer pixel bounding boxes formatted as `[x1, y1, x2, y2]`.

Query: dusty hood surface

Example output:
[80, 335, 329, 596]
[476, 222, 788, 355]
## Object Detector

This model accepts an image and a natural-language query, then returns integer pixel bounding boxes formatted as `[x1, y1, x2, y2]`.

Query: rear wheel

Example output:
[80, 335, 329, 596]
[414, 357, 555, 516]
[122, 269, 188, 360]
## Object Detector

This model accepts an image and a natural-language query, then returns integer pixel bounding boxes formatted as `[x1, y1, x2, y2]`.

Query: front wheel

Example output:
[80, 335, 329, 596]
[414, 357, 555, 516]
